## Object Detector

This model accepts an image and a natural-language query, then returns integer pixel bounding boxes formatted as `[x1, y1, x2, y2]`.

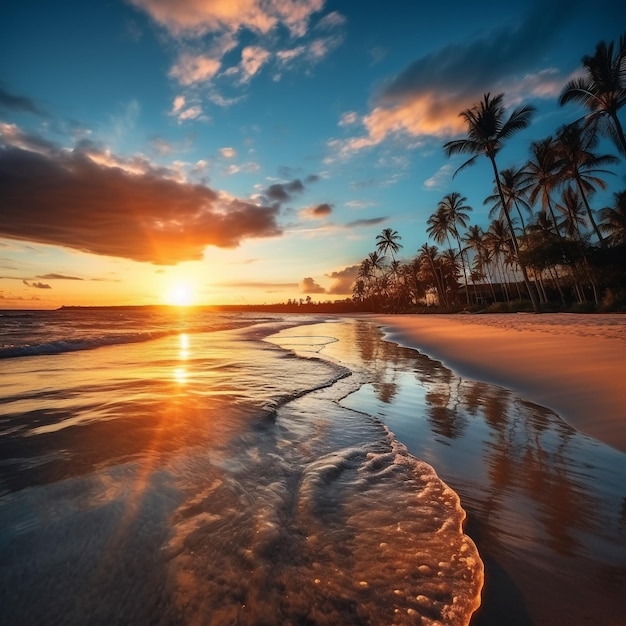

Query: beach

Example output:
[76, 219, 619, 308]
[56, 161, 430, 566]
[1, 308, 625, 625]
[369, 313, 626, 454]
[276, 313, 626, 625]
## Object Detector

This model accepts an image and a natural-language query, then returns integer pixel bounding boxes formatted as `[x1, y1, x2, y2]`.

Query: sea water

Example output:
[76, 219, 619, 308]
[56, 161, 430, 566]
[272, 319, 626, 625]
[0, 308, 482, 625]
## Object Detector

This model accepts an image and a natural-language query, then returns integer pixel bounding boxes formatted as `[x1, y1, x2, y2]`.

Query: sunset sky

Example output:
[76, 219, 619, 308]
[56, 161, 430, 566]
[1, 0, 623, 308]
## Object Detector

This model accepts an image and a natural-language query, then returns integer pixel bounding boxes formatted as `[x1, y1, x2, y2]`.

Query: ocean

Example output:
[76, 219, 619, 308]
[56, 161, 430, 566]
[0, 308, 481, 625]
[1, 308, 625, 625]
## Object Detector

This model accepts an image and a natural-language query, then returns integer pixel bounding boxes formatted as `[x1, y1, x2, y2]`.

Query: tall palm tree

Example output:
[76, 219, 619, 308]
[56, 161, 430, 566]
[556, 186, 587, 242]
[426, 206, 451, 247]
[526, 137, 562, 236]
[554, 121, 619, 245]
[437, 192, 473, 302]
[443, 92, 540, 311]
[375, 228, 403, 261]
[418, 243, 448, 307]
[599, 190, 626, 245]
[559, 33, 626, 155]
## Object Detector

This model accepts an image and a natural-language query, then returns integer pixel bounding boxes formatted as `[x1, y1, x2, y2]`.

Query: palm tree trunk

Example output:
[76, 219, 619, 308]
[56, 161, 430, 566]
[609, 111, 626, 156]
[574, 176, 605, 245]
[490, 156, 540, 311]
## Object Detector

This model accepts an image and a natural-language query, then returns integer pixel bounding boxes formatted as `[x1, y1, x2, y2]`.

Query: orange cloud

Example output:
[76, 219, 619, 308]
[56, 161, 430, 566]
[300, 276, 325, 294]
[330, 4, 570, 156]
[128, 0, 325, 37]
[169, 53, 221, 86]
[0, 145, 281, 265]
[299, 203, 332, 220]
[326, 265, 358, 294]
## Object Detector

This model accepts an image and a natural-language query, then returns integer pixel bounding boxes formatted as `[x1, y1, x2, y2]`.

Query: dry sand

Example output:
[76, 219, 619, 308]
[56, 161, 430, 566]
[369, 313, 626, 453]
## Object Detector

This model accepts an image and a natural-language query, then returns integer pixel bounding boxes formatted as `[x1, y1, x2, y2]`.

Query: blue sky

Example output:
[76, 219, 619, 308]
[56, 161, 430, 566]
[1, 0, 624, 307]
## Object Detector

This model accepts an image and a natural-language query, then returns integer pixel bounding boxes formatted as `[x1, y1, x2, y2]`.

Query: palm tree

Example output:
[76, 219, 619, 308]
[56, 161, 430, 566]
[555, 186, 600, 305]
[554, 121, 619, 244]
[526, 137, 562, 236]
[367, 250, 386, 274]
[418, 244, 448, 307]
[437, 192, 473, 302]
[559, 32, 626, 155]
[375, 228, 403, 261]
[463, 224, 494, 303]
[599, 190, 626, 245]
[443, 92, 540, 311]
[426, 206, 451, 247]
[556, 186, 587, 242]
[484, 166, 533, 234]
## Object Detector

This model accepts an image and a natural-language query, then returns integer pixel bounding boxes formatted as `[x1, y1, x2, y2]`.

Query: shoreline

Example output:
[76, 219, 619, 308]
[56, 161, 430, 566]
[364, 313, 626, 453]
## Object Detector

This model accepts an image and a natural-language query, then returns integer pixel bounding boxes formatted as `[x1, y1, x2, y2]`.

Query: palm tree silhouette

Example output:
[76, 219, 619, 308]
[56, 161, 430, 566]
[599, 190, 626, 245]
[443, 93, 540, 311]
[554, 121, 618, 245]
[526, 137, 562, 237]
[559, 33, 626, 155]
[375, 228, 403, 261]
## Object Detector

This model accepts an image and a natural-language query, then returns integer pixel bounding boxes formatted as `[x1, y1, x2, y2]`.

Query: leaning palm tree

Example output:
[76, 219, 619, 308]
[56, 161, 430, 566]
[559, 32, 626, 155]
[599, 190, 626, 246]
[443, 92, 540, 311]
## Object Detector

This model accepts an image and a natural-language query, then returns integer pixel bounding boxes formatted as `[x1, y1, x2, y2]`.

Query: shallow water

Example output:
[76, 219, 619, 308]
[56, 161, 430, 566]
[0, 310, 482, 625]
[271, 319, 626, 625]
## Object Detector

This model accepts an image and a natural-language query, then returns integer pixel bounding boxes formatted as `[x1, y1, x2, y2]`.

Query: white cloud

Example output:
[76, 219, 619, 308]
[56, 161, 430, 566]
[169, 53, 221, 86]
[178, 105, 203, 121]
[239, 46, 271, 82]
[423, 164, 454, 190]
[220, 147, 236, 159]
[339, 111, 358, 126]
[172, 95, 186, 113]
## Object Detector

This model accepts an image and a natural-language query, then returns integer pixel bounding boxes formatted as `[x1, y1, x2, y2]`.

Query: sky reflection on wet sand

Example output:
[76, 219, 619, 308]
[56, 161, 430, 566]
[276, 319, 626, 626]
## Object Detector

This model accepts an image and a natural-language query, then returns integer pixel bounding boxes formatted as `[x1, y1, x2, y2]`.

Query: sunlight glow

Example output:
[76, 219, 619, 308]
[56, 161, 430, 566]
[165, 281, 195, 306]
[179, 333, 190, 359]
[173, 367, 188, 384]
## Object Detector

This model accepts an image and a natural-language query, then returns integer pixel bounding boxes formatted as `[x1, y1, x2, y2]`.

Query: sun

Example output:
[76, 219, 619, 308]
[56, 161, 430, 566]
[164, 281, 195, 306]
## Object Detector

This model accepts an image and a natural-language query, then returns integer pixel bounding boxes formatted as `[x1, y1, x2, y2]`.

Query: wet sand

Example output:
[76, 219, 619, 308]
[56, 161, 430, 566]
[368, 313, 626, 453]
[314, 316, 626, 625]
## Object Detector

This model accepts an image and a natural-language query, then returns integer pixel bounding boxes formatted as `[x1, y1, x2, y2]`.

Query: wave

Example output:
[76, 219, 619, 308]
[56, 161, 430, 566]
[0, 330, 175, 359]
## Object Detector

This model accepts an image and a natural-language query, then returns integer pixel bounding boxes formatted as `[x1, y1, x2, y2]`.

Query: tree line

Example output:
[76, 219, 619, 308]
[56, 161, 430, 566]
[352, 33, 626, 313]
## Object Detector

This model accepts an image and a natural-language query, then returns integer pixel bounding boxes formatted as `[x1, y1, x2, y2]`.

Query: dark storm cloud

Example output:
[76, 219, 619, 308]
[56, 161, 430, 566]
[0, 144, 282, 265]
[0, 85, 46, 116]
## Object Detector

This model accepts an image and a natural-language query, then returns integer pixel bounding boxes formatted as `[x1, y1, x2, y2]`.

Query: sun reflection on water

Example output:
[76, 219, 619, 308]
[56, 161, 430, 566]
[179, 333, 190, 359]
